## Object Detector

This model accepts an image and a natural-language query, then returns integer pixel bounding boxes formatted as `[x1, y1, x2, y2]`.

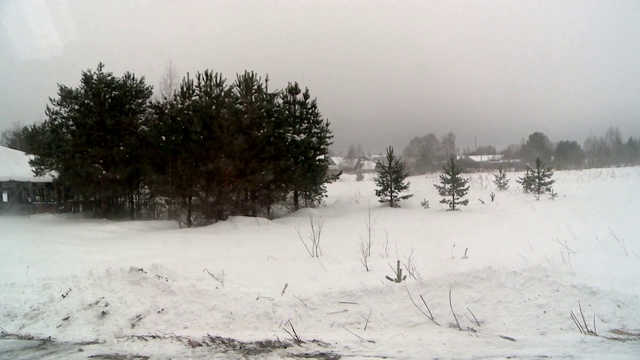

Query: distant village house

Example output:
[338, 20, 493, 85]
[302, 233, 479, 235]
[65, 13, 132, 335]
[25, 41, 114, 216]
[0, 146, 59, 214]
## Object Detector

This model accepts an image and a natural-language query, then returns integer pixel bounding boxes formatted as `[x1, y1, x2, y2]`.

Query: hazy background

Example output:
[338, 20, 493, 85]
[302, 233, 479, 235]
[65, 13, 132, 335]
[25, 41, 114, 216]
[1, 0, 639, 154]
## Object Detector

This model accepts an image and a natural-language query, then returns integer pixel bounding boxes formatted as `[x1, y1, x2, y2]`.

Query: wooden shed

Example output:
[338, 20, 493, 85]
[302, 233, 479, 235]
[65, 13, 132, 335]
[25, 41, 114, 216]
[0, 146, 59, 214]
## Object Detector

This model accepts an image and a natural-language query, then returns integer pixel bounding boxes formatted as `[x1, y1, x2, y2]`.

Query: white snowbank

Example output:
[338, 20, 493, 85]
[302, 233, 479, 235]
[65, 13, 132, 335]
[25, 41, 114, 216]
[1, 167, 639, 358]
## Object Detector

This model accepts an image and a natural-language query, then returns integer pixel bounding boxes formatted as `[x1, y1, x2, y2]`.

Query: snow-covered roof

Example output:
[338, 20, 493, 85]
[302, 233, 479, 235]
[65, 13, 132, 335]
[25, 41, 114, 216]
[0, 146, 55, 183]
[330, 156, 343, 167]
[465, 154, 504, 162]
[359, 160, 377, 171]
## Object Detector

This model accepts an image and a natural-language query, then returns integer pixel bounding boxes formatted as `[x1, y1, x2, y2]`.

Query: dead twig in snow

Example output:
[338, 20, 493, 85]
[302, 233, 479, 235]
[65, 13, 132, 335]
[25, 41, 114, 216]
[203, 268, 224, 287]
[555, 239, 576, 254]
[359, 237, 371, 272]
[404, 284, 440, 326]
[342, 326, 375, 343]
[293, 295, 309, 308]
[403, 248, 421, 279]
[361, 309, 372, 331]
[579, 301, 597, 336]
[283, 320, 303, 344]
[518, 252, 531, 265]
[465, 307, 481, 327]
[609, 228, 628, 256]
[327, 310, 347, 315]
[570, 301, 597, 336]
[419, 295, 439, 326]
[449, 287, 461, 330]
[382, 231, 391, 258]
[281, 283, 288, 296]
[570, 311, 585, 334]
[360, 205, 378, 271]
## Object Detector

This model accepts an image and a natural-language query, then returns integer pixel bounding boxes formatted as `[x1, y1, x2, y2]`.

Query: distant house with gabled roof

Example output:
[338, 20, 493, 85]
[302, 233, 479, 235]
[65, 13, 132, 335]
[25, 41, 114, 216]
[458, 153, 524, 170]
[0, 146, 60, 214]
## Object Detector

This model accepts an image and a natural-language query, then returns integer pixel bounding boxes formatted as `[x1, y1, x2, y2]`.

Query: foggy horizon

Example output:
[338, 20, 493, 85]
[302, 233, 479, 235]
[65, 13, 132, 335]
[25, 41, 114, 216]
[1, 0, 639, 155]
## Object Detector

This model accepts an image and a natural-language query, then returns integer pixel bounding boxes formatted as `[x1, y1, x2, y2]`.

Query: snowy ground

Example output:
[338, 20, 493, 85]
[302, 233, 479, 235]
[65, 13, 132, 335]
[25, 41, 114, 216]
[1, 167, 640, 359]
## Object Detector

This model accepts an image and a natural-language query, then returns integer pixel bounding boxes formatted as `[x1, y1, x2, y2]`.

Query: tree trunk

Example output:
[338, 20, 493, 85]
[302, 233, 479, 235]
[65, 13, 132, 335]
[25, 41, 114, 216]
[100, 178, 108, 218]
[186, 196, 193, 228]
[129, 193, 135, 219]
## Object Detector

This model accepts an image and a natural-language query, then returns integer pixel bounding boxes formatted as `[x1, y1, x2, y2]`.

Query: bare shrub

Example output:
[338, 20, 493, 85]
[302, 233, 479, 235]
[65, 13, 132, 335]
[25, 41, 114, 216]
[359, 204, 377, 271]
[296, 213, 324, 257]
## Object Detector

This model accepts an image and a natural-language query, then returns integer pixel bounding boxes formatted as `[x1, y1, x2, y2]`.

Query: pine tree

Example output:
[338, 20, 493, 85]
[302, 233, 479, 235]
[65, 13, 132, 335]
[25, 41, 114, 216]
[278, 82, 336, 211]
[434, 156, 470, 210]
[374, 146, 412, 207]
[517, 158, 555, 200]
[516, 168, 534, 193]
[29, 63, 153, 219]
[492, 166, 510, 191]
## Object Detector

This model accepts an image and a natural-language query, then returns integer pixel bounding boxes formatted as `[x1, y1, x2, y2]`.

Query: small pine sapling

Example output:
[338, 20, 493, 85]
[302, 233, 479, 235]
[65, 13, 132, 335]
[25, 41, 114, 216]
[386, 260, 407, 283]
[434, 156, 470, 211]
[374, 146, 413, 207]
[490, 192, 496, 202]
[492, 166, 510, 191]
[516, 168, 534, 193]
[518, 158, 555, 199]
[420, 198, 430, 209]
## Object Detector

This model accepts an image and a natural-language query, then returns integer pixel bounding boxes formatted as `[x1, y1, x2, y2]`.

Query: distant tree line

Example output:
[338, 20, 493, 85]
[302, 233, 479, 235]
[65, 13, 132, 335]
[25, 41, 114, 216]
[395, 128, 639, 175]
[401, 132, 457, 173]
[7, 64, 337, 226]
[506, 129, 640, 169]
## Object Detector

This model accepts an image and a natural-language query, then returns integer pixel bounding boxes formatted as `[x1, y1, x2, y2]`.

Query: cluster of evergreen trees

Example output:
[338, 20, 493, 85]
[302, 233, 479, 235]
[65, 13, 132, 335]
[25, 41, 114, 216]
[18, 64, 337, 226]
[374, 146, 557, 209]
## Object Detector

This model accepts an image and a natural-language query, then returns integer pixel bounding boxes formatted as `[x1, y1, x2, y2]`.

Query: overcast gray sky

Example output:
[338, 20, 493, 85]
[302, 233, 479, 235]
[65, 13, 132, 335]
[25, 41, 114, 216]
[1, 0, 639, 154]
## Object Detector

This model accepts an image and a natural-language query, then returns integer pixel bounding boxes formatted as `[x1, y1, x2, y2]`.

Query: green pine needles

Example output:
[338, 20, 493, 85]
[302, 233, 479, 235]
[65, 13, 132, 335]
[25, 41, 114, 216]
[493, 166, 510, 191]
[434, 156, 470, 211]
[374, 146, 413, 207]
[516, 158, 555, 200]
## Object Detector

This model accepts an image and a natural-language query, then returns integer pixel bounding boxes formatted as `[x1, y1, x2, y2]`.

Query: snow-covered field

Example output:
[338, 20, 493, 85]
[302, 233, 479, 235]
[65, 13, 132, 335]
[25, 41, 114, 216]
[2, 167, 640, 359]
